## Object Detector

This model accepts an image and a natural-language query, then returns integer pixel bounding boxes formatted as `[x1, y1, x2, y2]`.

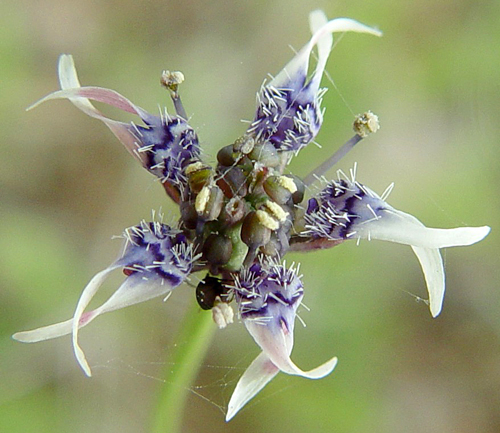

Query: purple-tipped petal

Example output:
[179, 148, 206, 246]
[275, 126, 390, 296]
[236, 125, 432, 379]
[13, 221, 197, 376]
[29, 55, 200, 193]
[304, 176, 491, 316]
[229, 261, 338, 417]
[247, 13, 381, 152]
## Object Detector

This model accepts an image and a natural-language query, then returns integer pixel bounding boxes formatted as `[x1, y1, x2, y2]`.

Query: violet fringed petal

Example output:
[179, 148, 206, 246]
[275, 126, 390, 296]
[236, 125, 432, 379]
[246, 12, 381, 152]
[28, 55, 200, 193]
[304, 177, 491, 316]
[227, 262, 338, 418]
[13, 221, 197, 376]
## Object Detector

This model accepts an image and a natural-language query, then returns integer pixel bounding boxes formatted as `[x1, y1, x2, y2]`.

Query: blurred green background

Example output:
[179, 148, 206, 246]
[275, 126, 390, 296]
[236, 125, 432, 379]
[1, 0, 499, 432]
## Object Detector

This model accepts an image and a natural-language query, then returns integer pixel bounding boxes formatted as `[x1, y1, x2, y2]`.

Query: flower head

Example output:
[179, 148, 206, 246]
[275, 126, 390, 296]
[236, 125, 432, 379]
[14, 9, 489, 421]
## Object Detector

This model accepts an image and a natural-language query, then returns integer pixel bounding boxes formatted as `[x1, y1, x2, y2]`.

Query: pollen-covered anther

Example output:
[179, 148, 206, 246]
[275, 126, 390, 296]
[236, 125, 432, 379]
[233, 135, 255, 155]
[261, 200, 288, 223]
[256, 210, 279, 231]
[277, 176, 298, 194]
[160, 70, 185, 93]
[241, 211, 272, 248]
[353, 111, 380, 138]
[264, 176, 295, 204]
[195, 184, 224, 221]
[212, 297, 234, 329]
[185, 161, 206, 176]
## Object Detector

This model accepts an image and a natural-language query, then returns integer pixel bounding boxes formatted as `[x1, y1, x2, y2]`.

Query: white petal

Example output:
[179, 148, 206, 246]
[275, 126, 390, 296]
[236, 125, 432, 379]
[13, 317, 74, 343]
[58, 54, 99, 114]
[225, 352, 279, 422]
[270, 17, 382, 89]
[72, 272, 176, 377]
[71, 266, 120, 376]
[245, 320, 338, 379]
[12, 265, 118, 346]
[411, 246, 445, 317]
[14, 265, 178, 377]
[356, 208, 490, 249]
[27, 55, 150, 167]
[307, 10, 331, 91]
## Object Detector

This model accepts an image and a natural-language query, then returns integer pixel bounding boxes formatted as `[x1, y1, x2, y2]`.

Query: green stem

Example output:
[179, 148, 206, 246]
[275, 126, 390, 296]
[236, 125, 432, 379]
[151, 299, 216, 433]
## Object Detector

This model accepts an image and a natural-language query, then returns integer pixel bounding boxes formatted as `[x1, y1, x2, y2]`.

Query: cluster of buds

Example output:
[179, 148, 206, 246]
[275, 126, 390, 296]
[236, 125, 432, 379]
[14, 10, 489, 421]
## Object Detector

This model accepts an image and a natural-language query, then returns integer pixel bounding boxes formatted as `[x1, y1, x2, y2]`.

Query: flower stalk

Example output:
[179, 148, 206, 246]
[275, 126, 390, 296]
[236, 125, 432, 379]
[151, 300, 215, 433]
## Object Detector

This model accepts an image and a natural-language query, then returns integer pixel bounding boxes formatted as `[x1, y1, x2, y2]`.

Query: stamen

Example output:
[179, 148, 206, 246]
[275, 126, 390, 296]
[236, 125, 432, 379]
[160, 70, 188, 120]
[303, 134, 362, 186]
[303, 112, 379, 187]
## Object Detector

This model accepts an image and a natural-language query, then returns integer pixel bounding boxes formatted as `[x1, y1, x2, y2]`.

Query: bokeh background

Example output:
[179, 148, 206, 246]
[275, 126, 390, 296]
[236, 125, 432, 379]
[1, 0, 499, 432]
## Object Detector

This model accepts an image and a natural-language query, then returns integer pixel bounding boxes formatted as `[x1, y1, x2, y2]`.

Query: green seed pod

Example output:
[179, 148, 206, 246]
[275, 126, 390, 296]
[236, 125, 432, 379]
[285, 174, 305, 204]
[203, 234, 233, 266]
[217, 166, 248, 198]
[217, 144, 237, 166]
[241, 211, 271, 248]
[263, 176, 293, 204]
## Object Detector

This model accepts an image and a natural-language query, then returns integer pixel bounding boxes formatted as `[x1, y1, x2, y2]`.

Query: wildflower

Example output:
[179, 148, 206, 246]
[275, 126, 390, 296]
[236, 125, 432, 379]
[302, 175, 490, 317]
[14, 221, 197, 376]
[14, 9, 489, 422]
[226, 261, 338, 421]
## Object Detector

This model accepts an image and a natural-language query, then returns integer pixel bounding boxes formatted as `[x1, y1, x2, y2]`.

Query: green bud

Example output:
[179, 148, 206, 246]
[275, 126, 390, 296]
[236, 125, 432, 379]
[217, 144, 237, 166]
[180, 200, 198, 229]
[186, 162, 213, 194]
[217, 166, 248, 198]
[203, 234, 233, 266]
[241, 211, 271, 248]
[285, 174, 305, 204]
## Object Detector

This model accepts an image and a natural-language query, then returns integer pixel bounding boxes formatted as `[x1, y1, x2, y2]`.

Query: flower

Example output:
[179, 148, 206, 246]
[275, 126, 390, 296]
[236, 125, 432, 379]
[29, 54, 201, 202]
[246, 11, 382, 152]
[226, 261, 338, 421]
[303, 174, 490, 317]
[13, 220, 198, 376]
[13, 9, 490, 421]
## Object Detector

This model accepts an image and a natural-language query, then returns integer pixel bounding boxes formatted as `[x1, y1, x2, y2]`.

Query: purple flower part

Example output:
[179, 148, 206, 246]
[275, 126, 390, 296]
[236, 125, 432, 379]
[304, 175, 490, 317]
[226, 261, 337, 420]
[13, 221, 198, 377]
[133, 115, 199, 189]
[28, 55, 200, 191]
[246, 12, 381, 152]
